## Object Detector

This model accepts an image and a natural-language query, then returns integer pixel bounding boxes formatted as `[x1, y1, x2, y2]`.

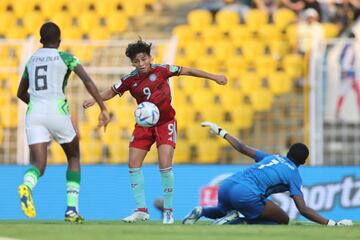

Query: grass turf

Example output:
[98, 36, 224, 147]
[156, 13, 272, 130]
[0, 221, 359, 240]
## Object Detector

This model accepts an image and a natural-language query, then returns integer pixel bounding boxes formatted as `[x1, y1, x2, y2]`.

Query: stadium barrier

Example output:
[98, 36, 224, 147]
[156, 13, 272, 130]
[1, 165, 360, 221]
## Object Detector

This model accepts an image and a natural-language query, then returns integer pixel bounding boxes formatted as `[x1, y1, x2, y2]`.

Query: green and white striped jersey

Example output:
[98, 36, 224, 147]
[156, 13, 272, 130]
[22, 48, 80, 114]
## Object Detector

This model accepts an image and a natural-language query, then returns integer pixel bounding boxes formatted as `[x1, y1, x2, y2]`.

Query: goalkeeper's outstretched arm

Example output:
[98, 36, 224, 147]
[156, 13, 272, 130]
[201, 121, 258, 160]
[292, 195, 352, 226]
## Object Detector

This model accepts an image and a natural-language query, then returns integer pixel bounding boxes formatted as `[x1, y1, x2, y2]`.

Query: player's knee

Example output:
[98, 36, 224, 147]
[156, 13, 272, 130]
[280, 215, 289, 224]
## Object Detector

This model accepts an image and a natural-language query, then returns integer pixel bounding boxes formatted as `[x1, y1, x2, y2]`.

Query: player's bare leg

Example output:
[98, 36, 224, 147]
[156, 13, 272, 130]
[258, 200, 289, 224]
[18, 142, 48, 218]
[123, 147, 150, 223]
[158, 144, 175, 224]
[61, 136, 84, 223]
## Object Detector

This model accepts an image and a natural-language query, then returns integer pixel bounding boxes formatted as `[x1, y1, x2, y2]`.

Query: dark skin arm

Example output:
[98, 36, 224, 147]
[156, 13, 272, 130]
[17, 75, 30, 104]
[74, 64, 108, 111]
[73, 64, 109, 129]
[293, 195, 329, 225]
[82, 88, 117, 109]
[224, 133, 258, 160]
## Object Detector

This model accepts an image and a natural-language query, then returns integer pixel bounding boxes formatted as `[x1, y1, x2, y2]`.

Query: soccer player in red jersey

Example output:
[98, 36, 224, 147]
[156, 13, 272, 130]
[83, 39, 227, 224]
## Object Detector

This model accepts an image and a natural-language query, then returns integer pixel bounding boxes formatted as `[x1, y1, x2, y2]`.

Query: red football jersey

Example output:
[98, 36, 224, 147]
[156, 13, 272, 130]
[112, 64, 182, 125]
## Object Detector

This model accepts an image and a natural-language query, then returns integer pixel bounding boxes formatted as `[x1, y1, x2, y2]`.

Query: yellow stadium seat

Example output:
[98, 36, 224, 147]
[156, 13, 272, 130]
[0, 127, 3, 143]
[81, 139, 103, 164]
[239, 41, 265, 62]
[244, 9, 268, 31]
[202, 106, 224, 123]
[191, 90, 215, 109]
[62, 26, 83, 40]
[71, 45, 94, 62]
[50, 12, 73, 30]
[231, 104, 254, 129]
[0, 104, 18, 128]
[201, 25, 224, 44]
[12, 0, 28, 17]
[144, 146, 158, 164]
[87, 27, 111, 40]
[175, 55, 192, 67]
[215, 10, 240, 32]
[187, 123, 210, 144]
[195, 57, 220, 73]
[196, 140, 220, 163]
[220, 89, 245, 109]
[0, 12, 17, 35]
[282, 53, 304, 79]
[108, 140, 129, 164]
[95, 1, 115, 16]
[106, 11, 128, 33]
[174, 140, 191, 163]
[249, 89, 273, 111]
[257, 24, 282, 41]
[78, 12, 100, 32]
[273, 8, 297, 30]
[183, 42, 207, 62]
[239, 72, 262, 95]
[5, 26, 28, 39]
[322, 23, 339, 38]
[254, 55, 277, 78]
[23, 11, 45, 34]
[267, 40, 289, 59]
[187, 9, 213, 32]
[210, 41, 234, 62]
[267, 71, 292, 95]
[229, 25, 253, 45]
[285, 24, 298, 48]
[226, 57, 250, 76]
[49, 142, 67, 164]
[62, 0, 85, 17]
[78, 122, 93, 139]
[173, 25, 195, 42]
[122, 1, 145, 17]
[39, 1, 61, 18]
[0, 0, 11, 12]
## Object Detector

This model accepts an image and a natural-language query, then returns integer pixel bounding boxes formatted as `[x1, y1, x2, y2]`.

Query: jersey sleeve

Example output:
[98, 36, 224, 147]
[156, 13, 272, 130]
[255, 150, 271, 162]
[162, 64, 182, 78]
[289, 171, 303, 197]
[112, 77, 129, 95]
[59, 51, 80, 71]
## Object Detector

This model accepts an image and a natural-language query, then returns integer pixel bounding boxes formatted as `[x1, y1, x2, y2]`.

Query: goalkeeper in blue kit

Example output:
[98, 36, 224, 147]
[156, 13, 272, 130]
[183, 122, 353, 226]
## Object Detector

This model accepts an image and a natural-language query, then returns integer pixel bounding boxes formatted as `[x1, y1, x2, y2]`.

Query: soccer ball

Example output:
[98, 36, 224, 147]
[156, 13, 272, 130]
[134, 102, 160, 127]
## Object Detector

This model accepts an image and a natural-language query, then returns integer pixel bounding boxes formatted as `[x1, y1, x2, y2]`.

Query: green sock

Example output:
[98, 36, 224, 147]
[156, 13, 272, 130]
[23, 166, 41, 190]
[160, 167, 174, 210]
[129, 168, 147, 209]
[66, 171, 80, 211]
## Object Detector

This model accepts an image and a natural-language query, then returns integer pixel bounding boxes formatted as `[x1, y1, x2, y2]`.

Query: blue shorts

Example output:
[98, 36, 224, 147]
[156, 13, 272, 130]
[218, 179, 268, 219]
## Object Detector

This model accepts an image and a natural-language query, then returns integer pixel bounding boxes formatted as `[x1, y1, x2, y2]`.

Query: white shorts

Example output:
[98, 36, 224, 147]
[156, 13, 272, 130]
[25, 113, 76, 145]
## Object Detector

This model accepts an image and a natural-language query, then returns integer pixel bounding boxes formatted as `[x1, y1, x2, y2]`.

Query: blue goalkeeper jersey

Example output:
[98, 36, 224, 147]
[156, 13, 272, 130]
[227, 150, 303, 198]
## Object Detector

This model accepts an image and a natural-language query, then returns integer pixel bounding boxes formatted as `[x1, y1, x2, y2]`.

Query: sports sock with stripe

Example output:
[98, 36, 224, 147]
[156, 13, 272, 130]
[160, 167, 174, 210]
[23, 166, 41, 190]
[66, 171, 80, 212]
[129, 168, 147, 211]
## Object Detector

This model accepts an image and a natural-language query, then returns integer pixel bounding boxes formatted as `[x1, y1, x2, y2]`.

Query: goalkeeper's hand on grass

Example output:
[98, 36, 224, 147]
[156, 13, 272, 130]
[327, 219, 353, 226]
[201, 121, 228, 138]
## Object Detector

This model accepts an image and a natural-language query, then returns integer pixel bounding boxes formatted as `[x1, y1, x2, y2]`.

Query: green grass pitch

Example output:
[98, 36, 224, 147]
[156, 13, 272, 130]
[0, 221, 359, 240]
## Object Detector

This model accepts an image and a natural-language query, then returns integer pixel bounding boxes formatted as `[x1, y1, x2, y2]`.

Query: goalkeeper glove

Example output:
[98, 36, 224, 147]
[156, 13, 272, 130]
[327, 219, 353, 226]
[201, 121, 228, 138]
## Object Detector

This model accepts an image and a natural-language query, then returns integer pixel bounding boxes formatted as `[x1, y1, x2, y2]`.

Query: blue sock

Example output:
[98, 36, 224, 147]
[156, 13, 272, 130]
[129, 168, 147, 209]
[160, 167, 174, 210]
